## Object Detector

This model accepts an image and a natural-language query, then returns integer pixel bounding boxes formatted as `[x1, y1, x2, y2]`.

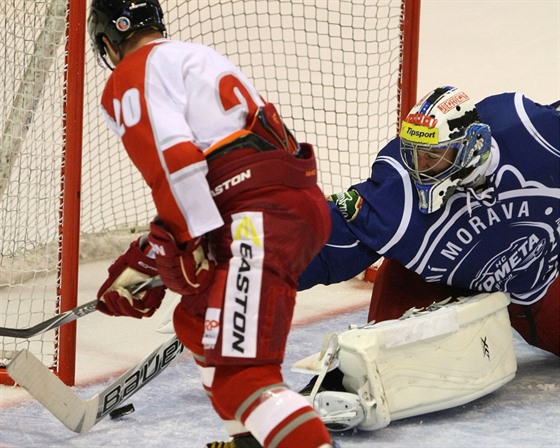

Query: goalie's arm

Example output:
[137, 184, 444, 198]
[298, 199, 380, 291]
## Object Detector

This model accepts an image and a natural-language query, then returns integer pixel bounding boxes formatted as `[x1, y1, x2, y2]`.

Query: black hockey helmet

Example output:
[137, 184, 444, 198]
[87, 0, 166, 68]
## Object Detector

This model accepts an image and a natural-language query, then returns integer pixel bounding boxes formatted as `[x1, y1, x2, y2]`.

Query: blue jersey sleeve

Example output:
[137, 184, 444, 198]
[298, 200, 380, 290]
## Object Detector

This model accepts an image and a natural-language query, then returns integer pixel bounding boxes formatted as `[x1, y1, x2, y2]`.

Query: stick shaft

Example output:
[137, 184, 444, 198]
[0, 276, 163, 338]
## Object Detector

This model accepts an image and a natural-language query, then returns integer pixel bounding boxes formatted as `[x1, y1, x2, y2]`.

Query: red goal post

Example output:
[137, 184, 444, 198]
[0, 0, 420, 386]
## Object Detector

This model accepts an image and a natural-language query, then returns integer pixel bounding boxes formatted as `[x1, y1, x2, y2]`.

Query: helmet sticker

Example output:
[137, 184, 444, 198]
[116, 17, 131, 32]
[400, 122, 439, 144]
[403, 113, 438, 128]
[437, 91, 470, 114]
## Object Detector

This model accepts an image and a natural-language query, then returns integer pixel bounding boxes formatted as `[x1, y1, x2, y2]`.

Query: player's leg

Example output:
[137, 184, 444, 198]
[203, 276, 329, 448]
[181, 184, 333, 447]
[173, 297, 262, 447]
[211, 363, 332, 447]
[207, 188, 331, 447]
[508, 276, 559, 356]
[368, 257, 473, 322]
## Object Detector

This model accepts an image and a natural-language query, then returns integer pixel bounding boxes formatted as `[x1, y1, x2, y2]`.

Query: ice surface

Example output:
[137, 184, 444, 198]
[1, 1, 559, 446]
[0, 273, 558, 448]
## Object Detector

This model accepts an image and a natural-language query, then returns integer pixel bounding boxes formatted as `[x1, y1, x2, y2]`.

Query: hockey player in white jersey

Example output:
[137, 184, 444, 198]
[87, 1, 335, 447]
[296, 86, 559, 431]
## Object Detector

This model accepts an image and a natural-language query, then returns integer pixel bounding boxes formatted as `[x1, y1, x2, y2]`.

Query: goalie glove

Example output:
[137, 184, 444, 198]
[148, 221, 215, 296]
[97, 236, 166, 319]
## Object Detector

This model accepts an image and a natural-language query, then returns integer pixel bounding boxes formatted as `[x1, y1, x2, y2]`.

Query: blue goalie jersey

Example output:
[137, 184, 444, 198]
[299, 93, 560, 305]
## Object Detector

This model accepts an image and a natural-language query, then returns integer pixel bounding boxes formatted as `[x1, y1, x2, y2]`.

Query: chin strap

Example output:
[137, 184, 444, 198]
[420, 143, 495, 214]
[416, 175, 462, 214]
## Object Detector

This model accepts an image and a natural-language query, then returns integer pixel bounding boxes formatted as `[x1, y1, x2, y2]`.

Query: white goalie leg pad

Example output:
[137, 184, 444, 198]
[337, 292, 517, 431]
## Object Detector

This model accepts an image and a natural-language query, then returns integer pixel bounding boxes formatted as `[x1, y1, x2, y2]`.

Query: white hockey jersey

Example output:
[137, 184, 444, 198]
[100, 39, 265, 242]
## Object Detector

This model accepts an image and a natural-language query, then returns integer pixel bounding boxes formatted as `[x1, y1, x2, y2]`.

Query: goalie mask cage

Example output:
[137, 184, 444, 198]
[0, 0, 420, 386]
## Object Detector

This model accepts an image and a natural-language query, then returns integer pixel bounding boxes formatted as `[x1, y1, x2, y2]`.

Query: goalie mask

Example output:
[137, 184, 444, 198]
[87, 0, 166, 69]
[399, 86, 492, 214]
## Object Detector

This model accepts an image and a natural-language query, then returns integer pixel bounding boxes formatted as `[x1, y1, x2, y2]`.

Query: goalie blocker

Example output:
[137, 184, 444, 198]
[295, 291, 517, 431]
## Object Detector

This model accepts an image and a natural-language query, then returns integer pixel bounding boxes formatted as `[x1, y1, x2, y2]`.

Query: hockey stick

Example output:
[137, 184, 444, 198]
[0, 276, 164, 338]
[7, 334, 184, 433]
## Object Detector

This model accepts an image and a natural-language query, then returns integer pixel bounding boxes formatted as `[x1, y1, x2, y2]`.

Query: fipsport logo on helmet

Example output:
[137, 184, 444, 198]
[400, 122, 439, 144]
[437, 92, 470, 113]
[115, 16, 131, 32]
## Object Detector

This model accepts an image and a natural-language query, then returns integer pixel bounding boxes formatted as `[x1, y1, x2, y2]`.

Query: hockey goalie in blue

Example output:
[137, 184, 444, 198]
[299, 86, 560, 356]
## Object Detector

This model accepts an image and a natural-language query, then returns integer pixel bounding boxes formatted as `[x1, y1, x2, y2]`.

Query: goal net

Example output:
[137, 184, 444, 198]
[0, 0, 419, 385]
